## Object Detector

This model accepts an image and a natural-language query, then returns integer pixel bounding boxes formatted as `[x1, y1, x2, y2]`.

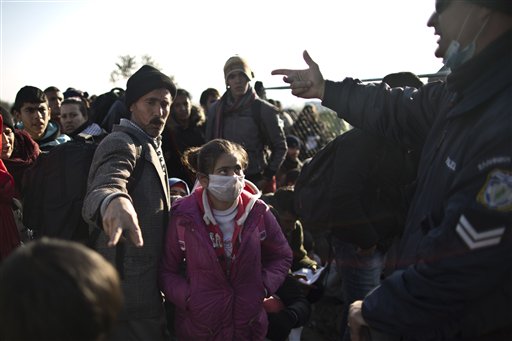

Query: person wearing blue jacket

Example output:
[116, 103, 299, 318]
[272, 0, 512, 340]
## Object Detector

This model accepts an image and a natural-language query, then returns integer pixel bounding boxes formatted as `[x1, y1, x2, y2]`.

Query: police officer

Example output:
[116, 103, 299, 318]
[272, 0, 512, 339]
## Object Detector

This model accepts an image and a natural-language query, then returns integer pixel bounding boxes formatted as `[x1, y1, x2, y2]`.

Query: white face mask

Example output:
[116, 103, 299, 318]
[443, 40, 475, 71]
[443, 10, 489, 71]
[207, 174, 245, 203]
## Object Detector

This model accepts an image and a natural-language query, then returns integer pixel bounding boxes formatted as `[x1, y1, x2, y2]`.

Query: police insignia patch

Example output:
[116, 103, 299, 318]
[477, 169, 512, 211]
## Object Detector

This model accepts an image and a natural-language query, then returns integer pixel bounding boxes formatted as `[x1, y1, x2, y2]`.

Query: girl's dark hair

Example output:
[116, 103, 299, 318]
[199, 88, 220, 107]
[182, 138, 248, 175]
[273, 186, 297, 216]
[62, 97, 89, 120]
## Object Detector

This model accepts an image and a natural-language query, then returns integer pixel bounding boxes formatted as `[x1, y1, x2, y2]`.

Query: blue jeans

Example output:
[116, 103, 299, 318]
[332, 238, 384, 341]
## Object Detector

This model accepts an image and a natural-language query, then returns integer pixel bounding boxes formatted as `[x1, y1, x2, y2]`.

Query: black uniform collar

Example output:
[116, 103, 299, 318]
[445, 29, 512, 117]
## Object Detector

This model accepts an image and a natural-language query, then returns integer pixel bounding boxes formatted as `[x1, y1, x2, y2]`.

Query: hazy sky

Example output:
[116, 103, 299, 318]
[0, 0, 443, 108]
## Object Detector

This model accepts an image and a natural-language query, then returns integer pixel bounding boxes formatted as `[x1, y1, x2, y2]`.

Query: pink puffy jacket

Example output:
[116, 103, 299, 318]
[159, 181, 292, 341]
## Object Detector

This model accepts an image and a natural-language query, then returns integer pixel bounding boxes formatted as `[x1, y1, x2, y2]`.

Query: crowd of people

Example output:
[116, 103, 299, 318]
[0, 0, 511, 340]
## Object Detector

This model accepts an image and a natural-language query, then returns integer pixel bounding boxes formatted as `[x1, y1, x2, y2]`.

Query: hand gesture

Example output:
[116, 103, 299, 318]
[102, 196, 144, 247]
[348, 300, 369, 341]
[272, 50, 326, 100]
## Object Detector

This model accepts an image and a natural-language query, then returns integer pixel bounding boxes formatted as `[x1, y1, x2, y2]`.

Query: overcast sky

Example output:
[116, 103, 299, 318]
[0, 0, 443, 108]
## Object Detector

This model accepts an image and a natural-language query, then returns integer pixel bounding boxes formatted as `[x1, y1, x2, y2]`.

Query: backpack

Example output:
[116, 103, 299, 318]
[293, 134, 342, 231]
[251, 100, 272, 148]
[22, 132, 143, 244]
[22, 134, 101, 242]
[293, 130, 417, 235]
[90, 87, 125, 125]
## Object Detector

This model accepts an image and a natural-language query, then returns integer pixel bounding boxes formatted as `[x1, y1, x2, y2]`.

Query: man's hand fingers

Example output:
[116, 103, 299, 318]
[271, 69, 293, 79]
[349, 326, 361, 341]
[128, 225, 144, 247]
[303, 50, 313, 66]
[108, 227, 123, 247]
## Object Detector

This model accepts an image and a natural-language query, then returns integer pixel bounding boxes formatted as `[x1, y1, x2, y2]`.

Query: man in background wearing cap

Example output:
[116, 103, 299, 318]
[83, 64, 176, 340]
[205, 55, 287, 193]
[272, 0, 511, 339]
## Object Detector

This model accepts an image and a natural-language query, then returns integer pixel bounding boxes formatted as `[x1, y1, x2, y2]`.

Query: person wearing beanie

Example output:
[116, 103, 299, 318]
[272, 0, 512, 340]
[205, 55, 287, 194]
[0, 106, 40, 198]
[83, 64, 177, 340]
[12, 85, 71, 152]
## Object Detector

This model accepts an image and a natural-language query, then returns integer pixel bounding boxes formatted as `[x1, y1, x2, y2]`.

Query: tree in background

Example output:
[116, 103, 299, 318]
[110, 54, 162, 84]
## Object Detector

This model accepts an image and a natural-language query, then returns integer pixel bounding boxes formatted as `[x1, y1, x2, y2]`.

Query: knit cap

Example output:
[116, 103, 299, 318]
[223, 56, 254, 83]
[467, 0, 511, 15]
[125, 65, 177, 109]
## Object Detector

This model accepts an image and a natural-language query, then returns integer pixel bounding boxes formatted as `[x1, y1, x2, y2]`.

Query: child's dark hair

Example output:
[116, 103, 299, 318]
[272, 186, 297, 216]
[62, 97, 89, 120]
[13, 86, 47, 112]
[181, 138, 248, 175]
[199, 88, 220, 108]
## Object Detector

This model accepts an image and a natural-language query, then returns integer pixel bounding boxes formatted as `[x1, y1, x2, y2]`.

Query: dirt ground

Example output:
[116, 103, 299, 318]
[300, 295, 344, 341]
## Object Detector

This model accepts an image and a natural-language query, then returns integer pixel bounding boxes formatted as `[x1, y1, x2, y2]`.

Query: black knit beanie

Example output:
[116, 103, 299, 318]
[125, 65, 177, 109]
[467, 0, 512, 15]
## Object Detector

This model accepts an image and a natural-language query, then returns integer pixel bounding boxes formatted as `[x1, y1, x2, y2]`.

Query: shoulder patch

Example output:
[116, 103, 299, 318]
[456, 214, 505, 250]
[477, 169, 512, 212]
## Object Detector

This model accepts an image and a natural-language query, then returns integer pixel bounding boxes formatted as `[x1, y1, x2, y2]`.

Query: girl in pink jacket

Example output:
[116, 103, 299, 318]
[159, 138, 292, 341]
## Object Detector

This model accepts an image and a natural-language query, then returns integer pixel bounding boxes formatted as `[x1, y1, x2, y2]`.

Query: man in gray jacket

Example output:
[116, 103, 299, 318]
[206, 55, 287, 193]
[83, 64, 176, 340]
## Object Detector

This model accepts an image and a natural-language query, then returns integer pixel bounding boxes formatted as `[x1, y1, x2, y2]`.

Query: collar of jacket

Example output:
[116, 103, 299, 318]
[445, 29, 512, 118]
[193, 180, 261, 227]
[119, 118, 162, 148]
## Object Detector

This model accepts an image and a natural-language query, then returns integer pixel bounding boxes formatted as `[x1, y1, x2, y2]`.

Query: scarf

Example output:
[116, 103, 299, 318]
[213, 87, 257, 138]
[0, 116, 21, 261]
[3, 130, 40, 198]
[194, 187, 254, 275]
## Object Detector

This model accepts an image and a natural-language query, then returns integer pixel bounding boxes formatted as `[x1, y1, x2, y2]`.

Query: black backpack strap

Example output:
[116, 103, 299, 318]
[251, 99, 271, 147]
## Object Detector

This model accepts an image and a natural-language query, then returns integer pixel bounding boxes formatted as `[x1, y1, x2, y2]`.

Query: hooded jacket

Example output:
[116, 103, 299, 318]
[15, 120, 71, 152]
[159, 180, 292, 341]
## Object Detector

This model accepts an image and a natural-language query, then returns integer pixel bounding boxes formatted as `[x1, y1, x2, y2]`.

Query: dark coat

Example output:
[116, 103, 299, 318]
[206, 96, 287, 178]
[162, 108, 205, 189]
